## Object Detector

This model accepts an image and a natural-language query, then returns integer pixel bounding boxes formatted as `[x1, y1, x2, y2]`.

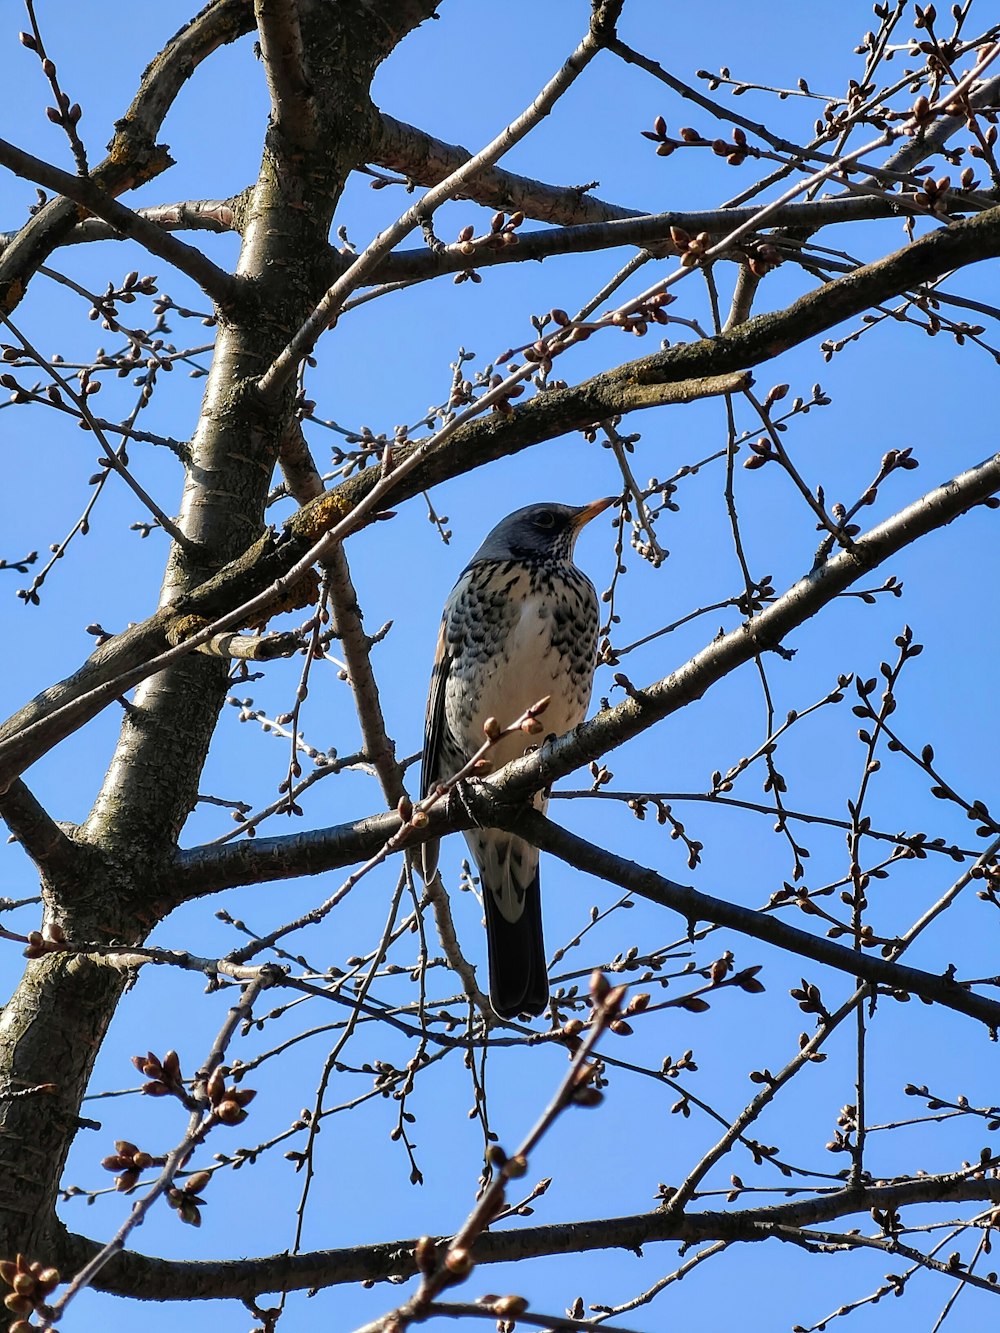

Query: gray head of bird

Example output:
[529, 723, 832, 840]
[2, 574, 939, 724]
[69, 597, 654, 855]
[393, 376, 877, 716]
[471, 497, 616, 564]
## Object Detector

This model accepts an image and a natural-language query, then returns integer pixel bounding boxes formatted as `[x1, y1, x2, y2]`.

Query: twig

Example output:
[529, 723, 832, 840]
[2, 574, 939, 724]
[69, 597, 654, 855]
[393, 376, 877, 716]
[357, 972, 628, 1333]
[258, 17, 609, 397]
[40, 972, 275, 1327]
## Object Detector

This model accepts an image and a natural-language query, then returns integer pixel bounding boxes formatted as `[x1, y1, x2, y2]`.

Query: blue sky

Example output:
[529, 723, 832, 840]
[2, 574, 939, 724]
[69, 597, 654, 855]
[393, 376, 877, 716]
[2, 3, 1000, 1331]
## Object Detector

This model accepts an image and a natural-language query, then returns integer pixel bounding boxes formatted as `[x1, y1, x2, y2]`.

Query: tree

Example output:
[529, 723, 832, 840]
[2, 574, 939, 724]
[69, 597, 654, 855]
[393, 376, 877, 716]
[2, 0, 1000, 1328]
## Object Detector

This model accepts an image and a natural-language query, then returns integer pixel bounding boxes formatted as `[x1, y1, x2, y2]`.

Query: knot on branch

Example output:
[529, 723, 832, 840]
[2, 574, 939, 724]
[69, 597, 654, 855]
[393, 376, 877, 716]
[590, 0, 625, 42]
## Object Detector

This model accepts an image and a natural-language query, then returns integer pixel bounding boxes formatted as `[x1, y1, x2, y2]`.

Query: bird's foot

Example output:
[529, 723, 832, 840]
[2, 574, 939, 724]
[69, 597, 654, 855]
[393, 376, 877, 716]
[448, 776, 485, 829]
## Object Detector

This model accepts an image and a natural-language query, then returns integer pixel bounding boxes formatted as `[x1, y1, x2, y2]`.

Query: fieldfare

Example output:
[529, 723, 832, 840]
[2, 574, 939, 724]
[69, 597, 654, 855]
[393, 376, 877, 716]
[421, 498, 613, 1019]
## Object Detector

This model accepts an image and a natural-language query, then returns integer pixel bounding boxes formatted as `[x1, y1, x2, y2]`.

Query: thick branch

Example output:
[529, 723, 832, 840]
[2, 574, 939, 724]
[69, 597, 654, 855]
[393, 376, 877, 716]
[255, 0, 315, 150]
[373, 113, 641, 226]
[0, 370, 741, 788]
[5, 191, 986, 288]
[0, 200, 239, 256]
[173, 809, 401, 899]
[277, 422, 406, 804]
[372, 192, 992, 286]
[0, 779, 80, 887]
[495, 451, 1000, 806]
[501, 808, 1000, 1030]
[64, 1173, 1000, 1301]
[258, 19, 608, 396]
[168, 774, 1000, 1028]
[170, 440, 1000, 910]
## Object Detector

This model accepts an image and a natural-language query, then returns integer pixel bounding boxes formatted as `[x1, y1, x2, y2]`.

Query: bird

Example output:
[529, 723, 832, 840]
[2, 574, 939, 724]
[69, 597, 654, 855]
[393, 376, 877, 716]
[421, 497, 613, 1019]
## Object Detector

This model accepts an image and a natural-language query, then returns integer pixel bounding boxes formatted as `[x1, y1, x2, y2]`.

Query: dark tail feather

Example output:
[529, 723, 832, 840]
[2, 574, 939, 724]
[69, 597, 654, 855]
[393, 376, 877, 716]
[483, 870, 548, 1019]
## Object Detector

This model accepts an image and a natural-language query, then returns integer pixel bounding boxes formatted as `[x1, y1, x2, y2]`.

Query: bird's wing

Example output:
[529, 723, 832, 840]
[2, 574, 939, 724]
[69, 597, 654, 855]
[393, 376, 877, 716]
[421, 614, 453, 802]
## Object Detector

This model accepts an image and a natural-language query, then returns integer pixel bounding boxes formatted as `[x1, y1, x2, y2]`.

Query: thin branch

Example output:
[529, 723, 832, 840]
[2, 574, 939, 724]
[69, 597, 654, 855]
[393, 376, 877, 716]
[324, 541, 405, 805]
[552, 789, 977, 858]
[4, 200, 1000, 789]
[0, 0, 254, 313]
[106, 431, 998, 920]
[1, 313, 193, 548]
[45, 973, 275, 1325]
[419, 1302, 645, 1333]
[257, 17, 609, 397]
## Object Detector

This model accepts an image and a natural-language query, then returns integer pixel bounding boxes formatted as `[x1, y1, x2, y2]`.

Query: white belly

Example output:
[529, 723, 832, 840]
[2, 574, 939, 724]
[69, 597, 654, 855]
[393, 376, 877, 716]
[450, 593, 587, 770]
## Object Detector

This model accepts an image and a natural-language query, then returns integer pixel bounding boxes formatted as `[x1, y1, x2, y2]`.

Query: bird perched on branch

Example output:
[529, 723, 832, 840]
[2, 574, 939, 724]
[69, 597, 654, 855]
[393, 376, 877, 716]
[421, 498, 613, 1019]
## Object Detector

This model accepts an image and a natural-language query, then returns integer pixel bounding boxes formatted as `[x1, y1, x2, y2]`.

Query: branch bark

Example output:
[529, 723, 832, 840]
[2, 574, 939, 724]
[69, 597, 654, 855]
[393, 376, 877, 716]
[372, 113, 642, 226]
[60, 1172, 1000, 1301]
[0, 779, 80, 888]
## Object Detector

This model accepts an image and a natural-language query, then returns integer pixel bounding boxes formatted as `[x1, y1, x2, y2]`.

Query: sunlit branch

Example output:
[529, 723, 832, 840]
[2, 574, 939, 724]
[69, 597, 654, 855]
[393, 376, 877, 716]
[63, 1172, 1000, 1302]
[0, 778, 80, 887]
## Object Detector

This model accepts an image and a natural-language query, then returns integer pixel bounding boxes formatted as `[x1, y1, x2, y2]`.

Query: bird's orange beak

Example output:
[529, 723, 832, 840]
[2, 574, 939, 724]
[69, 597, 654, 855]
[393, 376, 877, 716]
[569, 495, 617, 532]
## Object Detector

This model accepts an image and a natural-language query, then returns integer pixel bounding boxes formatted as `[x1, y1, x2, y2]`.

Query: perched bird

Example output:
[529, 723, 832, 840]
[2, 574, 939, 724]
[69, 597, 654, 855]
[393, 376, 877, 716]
[421, 498, 613, 1019]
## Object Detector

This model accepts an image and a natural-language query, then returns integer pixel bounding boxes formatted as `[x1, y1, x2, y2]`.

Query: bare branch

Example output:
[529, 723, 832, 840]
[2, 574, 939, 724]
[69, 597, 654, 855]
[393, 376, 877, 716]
[0, 138, 239, 311]
[254, 0, 314, 150]
[324, 543, 405, 805]
[372, 113, 642, 225]
[498, 807, 1000, 1031]
[62, 1172, 1000, 1302]
[258, 19, 609, 397]
[0, 0, 254, 313]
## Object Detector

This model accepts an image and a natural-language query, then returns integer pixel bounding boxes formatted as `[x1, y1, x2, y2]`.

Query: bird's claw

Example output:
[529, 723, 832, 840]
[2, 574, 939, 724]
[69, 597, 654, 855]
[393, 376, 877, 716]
[449, 776, 484, 828]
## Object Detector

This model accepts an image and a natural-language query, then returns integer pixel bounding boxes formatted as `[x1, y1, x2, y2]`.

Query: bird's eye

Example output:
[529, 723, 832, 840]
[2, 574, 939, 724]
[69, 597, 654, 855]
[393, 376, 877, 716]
[533, 511, 556, 529]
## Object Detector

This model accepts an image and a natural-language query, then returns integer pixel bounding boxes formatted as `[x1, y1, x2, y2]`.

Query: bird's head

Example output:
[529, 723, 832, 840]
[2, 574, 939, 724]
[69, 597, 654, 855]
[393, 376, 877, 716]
[471, 497, 616, 564]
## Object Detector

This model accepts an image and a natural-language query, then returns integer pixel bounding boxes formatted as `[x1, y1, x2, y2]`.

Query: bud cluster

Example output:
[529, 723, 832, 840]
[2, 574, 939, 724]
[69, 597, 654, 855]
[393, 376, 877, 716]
[0, 1254, 60, 1331]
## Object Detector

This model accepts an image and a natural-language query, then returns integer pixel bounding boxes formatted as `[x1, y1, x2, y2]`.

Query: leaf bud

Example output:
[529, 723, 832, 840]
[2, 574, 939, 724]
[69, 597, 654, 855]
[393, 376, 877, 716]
[414, 1235, 437, 1274]
[494, 1295, 528, 1317]
[503, 1153, 528, 1179]
[571, 1086, 604, 1108]
[214, 1099, 247, 1125]
[444, 1246, 474, 1278]
[589, 969, 610, 1002]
